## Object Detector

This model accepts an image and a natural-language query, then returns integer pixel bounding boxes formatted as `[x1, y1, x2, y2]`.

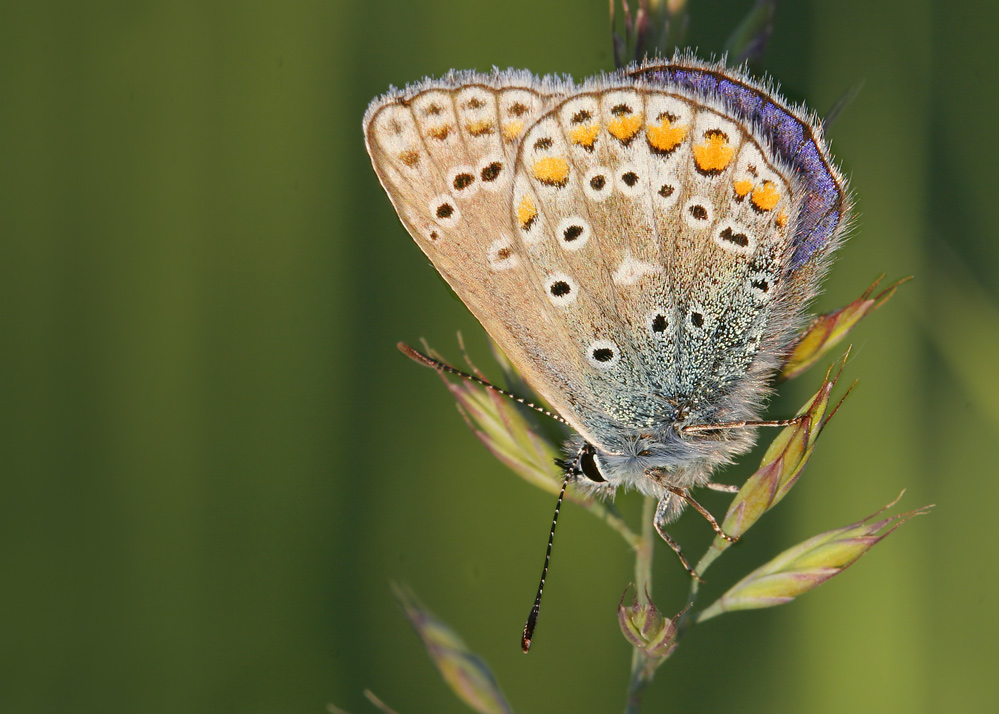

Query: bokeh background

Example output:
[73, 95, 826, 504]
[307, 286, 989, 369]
[3, 0, 997, 712]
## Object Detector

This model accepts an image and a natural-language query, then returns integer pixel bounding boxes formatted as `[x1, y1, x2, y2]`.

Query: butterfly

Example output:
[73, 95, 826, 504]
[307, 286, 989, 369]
[364, 54, 849, 649]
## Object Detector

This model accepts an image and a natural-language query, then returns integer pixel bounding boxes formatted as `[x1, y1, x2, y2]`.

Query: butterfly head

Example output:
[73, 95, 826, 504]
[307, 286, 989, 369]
[568, 418, 756, 500]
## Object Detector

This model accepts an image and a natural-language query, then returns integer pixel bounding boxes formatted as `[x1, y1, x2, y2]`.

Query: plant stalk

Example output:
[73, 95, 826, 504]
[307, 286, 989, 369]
[624, 496, 657, 714]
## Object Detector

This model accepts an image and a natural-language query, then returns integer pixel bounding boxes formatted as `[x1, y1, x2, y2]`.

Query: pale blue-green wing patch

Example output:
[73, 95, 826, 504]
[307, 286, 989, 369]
[583, 89, 687, 402]
[667, 102, 796, 415]
[566, 88, 678, 422]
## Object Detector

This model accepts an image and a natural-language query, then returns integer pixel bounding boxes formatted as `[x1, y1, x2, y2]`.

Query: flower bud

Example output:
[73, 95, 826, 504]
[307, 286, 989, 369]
[421, 339, 639, 546]
[781, 275, 908, 381]
[618, 591, 683, 660]
[393, 584, 513, 714]
[692, 353, 851, 578]
[697, 495, 932, 621]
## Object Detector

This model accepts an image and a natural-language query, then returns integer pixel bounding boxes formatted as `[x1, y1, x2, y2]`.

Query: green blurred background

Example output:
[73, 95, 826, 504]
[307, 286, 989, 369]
[2, 0, 997, 712]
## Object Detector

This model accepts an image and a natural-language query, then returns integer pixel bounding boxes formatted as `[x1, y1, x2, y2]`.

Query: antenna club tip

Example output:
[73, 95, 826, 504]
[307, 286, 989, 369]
[521, 607, 539, 653]
[397, 342, 437, 369]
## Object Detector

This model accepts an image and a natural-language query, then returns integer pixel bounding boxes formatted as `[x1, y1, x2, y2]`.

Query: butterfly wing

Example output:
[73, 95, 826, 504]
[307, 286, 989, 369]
[364, 73, 607, 435]
[507, 81, 805, 449]
[365, 65, 847, 454]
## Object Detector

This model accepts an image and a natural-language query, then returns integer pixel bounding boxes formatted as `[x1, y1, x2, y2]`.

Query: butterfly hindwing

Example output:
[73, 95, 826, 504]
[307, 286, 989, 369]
[508, 83, 798, 444]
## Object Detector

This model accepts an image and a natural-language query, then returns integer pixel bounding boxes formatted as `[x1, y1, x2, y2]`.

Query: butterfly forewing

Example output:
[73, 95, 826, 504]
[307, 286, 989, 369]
[366, 68, 819, 452]
[365, 77, 608, 433]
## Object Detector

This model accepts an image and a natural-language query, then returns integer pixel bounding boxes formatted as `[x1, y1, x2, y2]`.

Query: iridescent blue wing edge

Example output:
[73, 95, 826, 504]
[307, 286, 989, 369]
[624, 57, 849, 270]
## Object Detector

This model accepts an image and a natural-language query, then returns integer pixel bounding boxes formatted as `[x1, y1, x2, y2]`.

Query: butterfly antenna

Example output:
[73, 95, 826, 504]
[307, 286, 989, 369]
[398, 342, 569, 426]
[823, 79, 864, 132]
[521, 467, 572, 653]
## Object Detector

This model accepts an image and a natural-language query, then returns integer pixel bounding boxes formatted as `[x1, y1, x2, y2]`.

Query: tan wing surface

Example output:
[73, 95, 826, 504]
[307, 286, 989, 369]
[364, 74, 605, 435]
[366, 75, 799, 451]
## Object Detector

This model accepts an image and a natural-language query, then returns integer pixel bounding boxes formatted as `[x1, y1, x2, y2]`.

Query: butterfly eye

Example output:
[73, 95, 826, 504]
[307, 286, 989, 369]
[577, 448, 606, 483]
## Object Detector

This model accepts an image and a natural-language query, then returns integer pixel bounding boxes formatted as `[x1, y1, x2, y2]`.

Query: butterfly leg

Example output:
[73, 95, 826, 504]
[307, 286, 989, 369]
[680, 415, 807, 435]
[666, 486, 738, 543]
[653, 496, 704, 583]
[705, 481, 739, 493]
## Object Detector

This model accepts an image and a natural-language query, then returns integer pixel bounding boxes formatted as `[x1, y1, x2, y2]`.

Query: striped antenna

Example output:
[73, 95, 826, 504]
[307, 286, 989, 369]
[521, 464, 574, 653]
[399, 341, 578, 653]
[397, 342, 569, 426]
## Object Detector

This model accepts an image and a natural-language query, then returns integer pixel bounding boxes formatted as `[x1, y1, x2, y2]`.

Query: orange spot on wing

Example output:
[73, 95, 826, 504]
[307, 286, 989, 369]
[398, 149, 420, 167]
[751, 181, 781, 211]
[608, 114, 643, 142]
[733, 179, 753, 197]
[532, 157, 570, 187]
[693, 131, 735, 173]
[568, 124, 600, 148]
[776, 209, 789, 228]
[502, 120, 524, 141]
[646, 119, 688, 152]
[427, 124, 451, 141]
[517, 195, 537, 228]
[466, 119, 494, 136]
